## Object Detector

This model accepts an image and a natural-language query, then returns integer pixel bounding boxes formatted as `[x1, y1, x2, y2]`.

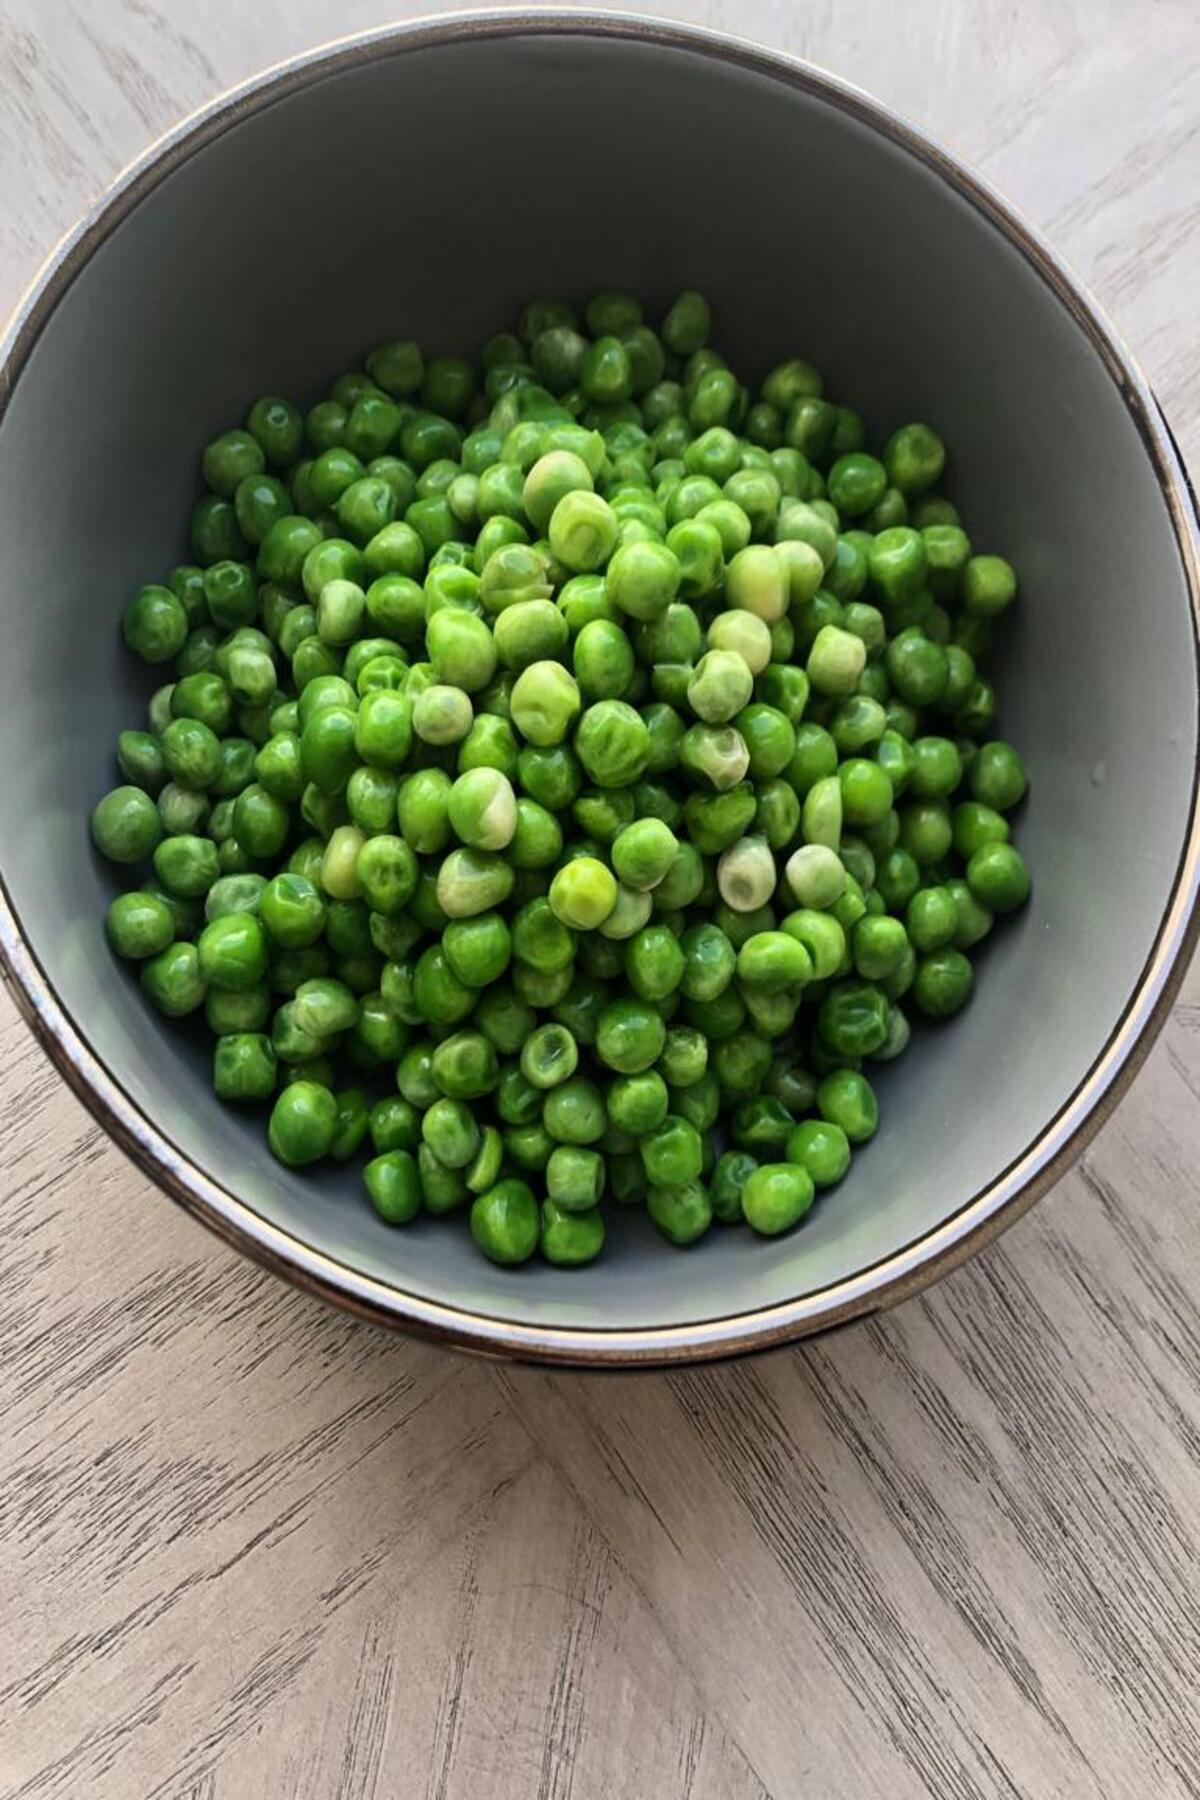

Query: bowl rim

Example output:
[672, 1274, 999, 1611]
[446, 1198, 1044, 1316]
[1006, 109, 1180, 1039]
[1, 7, 1198, 1366]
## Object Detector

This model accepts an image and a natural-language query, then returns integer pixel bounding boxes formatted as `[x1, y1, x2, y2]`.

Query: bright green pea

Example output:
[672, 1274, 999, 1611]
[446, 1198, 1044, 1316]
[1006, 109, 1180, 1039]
[152, 833, 220, 897]
[647, 1179, 712, 1246]
[540, 1198, 606, 1265]
[742, 1163, 815, 1236]
[447, 767, 517, 851]
[397, 767, 452, 853]
[418, 1143, 469, 1215]
[436, 847, 515, 919]
[443, 912, 511, 987]
[571, 618, 635, 700]
[122, 584, 189, 664]
[967, 841, 1031, 912]
[543, 1076, 607, 1145]
[490, 600, 567, 674]
[106, 890, 176, 959]
[520, 1022, 579, 1090]
[92, 786, 163, 863]
[687, 650, 754, 724]
[611, 818, 680, 892]
[605, 1071, 669, 1137]
[623, 924, 684, 1001]
[422, 1096, 480, 1168]
[509, 660, 582, 746]
[969, 740, 1028, 811]
[575, 700, 651, 787]
[658, 1025, 708, 1089]
[213, 1032, 277, 1103]
[962, 554, 1017, 617]
[471, 1180, 540, 1264]
[548, 491, 620, 572]
[913, 947, 975, 1017]
[604, 538, 680, 622]
[786, 1119, 851, 1190]
[549, 857, 617, 931]
[365, 1150, 422, 1224]
[510, 797, 563, 870]
[413, 684, 473, 746]
[706, 1150, 750, 1223]
[545, 1145, 605, 1212]
[816, 1068, 878, 1143]
[139, 940, 206, 1016]
[641, 1115, 703, 1187]
[197, 912, 268, 992]
[736, 930, 812, 991]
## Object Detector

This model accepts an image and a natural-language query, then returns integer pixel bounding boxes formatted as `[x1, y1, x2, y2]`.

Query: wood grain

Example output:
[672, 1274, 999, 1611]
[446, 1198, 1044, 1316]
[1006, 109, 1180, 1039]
[2, 3, 1199, 1795]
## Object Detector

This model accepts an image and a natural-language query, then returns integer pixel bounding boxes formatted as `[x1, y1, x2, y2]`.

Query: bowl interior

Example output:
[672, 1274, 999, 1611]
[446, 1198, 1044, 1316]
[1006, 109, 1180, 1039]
[1, 23, 1195, 1338]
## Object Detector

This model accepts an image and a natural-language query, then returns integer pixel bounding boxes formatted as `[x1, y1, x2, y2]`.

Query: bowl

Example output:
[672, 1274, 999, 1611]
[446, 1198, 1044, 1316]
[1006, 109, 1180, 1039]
[1, 11, 1197, 1365]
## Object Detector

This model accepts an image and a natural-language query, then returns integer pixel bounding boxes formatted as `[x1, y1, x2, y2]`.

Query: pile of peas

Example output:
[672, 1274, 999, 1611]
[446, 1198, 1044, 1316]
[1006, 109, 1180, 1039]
[90, 289, 1031, 1267]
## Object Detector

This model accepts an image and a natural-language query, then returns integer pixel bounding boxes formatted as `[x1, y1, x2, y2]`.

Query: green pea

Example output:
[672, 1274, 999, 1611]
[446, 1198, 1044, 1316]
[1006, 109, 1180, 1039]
[962, 554, 1017, 617]
[421, 1096, 479, 1169]
[657, 1026, 707, 1089]
[197, 913, 268, 992]
[639, 1114, 701, 1187]
[106, 890, 175, 960]
[728, 1096, 791, 1156]
[575, 700, 650, 787]
[153, 833, 219, 897]
[543, 1077, 607, 1145]
[520, 1022, 579, 1089]
[471, 1180, 540, 1264]
[742, 1163, 815, 1236]
[968, 740, 1028, 811]
[540, 1198, 605, 1265]
[92, 785, 163, 863]
[545, 1145, 605, 1212]
[604, 538, 680, 623]
[121, 584, 188, 664]
[413, 684, 473, 746]
[443, 912, 512, 988]
[703, 1150, 748, 1223]
[967, 841, 1031, 912]
[509, 659, 581, 746]
[911, 947, 974, 1018]
[365, 1150, 422, 1224]
[816, 1068, 878, 1143]
[549, 857, 617, 931]
[647, 1180, 712, 1246]
[711, 1029, 773, 1098]
[736, 931, 812, 992]
[447, 768, 517, 851]
[212, 1032, 277, 1103]
[436, 847, 515, 919]
[396, 767, 451, 854]
[899, 800, 953, 866]
[366, 1098, 420, 1156]
[139, 941, 205, 1016]
[409, 943, 472, 1026]
[786, 1119, 851, 1190]
[418, 1144, 469, 1215]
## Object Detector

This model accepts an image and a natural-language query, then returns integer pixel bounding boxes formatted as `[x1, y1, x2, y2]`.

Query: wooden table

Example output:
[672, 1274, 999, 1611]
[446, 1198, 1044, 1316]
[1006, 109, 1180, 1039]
[3, 3, 1199, 1794]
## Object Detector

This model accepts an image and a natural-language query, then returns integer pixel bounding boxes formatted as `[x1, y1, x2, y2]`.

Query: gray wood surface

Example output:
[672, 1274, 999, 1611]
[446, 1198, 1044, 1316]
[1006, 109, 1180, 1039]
[3, 2, 1199, 1794]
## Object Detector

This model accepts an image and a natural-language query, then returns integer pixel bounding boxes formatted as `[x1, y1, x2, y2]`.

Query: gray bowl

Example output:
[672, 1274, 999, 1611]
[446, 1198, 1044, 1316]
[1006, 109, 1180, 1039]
[1, 12, 1197, 1365]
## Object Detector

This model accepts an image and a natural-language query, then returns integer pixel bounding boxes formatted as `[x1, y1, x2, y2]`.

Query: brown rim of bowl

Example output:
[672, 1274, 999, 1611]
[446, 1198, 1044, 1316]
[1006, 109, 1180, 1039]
[1, 8, 1198, 1368]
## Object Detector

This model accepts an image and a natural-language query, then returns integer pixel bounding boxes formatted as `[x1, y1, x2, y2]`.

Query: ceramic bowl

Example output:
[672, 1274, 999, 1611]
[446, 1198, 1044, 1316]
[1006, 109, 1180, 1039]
[1, 12, 1197, 1363]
